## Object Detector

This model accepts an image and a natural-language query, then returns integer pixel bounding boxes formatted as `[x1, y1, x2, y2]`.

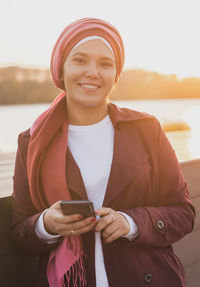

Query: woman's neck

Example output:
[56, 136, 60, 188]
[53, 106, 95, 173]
[66, 100, 109, 126]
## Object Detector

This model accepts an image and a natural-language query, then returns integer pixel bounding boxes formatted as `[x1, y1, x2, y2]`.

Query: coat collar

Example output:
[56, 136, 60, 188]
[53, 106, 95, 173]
[107, 102, 153, 128]
[66, 103, 152, 205]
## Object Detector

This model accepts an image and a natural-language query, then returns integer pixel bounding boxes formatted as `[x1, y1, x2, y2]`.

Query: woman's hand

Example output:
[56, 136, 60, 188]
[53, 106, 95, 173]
[94, 207, 130, 243]
[43, 201, 97, 237]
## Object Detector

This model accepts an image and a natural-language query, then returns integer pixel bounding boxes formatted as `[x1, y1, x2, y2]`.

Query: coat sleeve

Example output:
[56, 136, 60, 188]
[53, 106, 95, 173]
[122, 118, 195, 247]
[11, 130, 58, 255]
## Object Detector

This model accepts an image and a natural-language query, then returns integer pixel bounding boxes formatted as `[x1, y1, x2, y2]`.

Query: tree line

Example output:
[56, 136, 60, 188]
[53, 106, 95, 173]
[0, 67, 200, 105]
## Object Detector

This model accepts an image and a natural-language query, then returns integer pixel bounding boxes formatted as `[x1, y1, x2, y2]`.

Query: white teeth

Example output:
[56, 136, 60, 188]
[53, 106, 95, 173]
[80, 84, 99, 89]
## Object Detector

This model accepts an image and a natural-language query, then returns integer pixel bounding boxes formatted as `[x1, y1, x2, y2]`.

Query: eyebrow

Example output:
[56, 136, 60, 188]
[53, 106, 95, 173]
[71, 52, 114, 62]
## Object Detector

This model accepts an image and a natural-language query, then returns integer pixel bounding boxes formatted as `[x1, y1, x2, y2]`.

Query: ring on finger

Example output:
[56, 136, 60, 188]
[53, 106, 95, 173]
[70, 230, 75, 235]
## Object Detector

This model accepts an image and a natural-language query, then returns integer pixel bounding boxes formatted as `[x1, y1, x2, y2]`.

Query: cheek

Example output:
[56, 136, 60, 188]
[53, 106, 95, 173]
[100, 66, 115, 81]
[63, 60, 84, 80]
[105, 68, 116, 86]
[105, 73, 116, 89]
[63, 69, 82, 89]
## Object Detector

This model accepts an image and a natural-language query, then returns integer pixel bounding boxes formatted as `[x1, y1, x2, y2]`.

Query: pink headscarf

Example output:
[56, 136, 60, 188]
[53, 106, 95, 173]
[50, 17, 125, 90]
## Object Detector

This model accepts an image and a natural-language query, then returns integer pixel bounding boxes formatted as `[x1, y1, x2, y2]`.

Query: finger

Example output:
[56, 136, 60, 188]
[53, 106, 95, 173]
[61, 221, 96, 237]
[58, 228, 75, 237]
[66, 216, 97, 230]
[95, 213, 114, 232]
[50, 200, 65, 213]
[101, 222, 119, 239]
[95, 207, 111, 216]
[76, 222, 96, 235]
[54, 217, 96, 234]
[104, 227, 122, 243]
[54, 212, 84, 224]
[51, 222, 73, 236]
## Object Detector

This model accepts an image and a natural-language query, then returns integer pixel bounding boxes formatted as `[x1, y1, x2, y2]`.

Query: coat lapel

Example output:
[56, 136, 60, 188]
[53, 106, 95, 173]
[65, 147, 88, 200]
[103, 123, 150, 207]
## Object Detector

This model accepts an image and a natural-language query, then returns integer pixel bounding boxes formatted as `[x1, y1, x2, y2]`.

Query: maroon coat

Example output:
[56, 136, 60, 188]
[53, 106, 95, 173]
[11, 103, 195, 287]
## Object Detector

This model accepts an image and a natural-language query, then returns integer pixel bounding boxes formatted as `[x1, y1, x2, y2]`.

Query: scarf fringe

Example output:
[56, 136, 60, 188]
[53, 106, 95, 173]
[63, 256, 87, 287]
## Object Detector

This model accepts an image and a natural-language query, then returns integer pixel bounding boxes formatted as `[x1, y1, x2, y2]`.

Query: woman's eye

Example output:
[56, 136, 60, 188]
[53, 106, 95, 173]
[101, 62, 113, 68]
[73, 57, 86, 64]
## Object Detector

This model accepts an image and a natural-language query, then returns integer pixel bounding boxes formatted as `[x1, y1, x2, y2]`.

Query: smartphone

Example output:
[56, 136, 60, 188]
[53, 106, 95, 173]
[60, 200, 95, 218]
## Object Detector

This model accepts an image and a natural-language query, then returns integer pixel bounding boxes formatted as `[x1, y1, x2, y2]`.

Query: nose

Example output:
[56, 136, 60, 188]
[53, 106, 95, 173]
[85, 61, 99, 78]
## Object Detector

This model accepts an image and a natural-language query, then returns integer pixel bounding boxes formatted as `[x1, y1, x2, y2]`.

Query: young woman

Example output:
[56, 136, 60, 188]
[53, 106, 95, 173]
[11, 18, 195, 287]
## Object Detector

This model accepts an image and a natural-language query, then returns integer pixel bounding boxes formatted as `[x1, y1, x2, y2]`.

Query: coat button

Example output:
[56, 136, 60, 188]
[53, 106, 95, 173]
[144, 273, 152, 284]
[157, 220, 164, 230]
[20, 225, 28, 237]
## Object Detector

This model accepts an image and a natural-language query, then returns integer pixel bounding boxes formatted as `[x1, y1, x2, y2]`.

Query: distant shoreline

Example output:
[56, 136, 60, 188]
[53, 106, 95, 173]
[1, 96, 200, 106]
[1, 67, 200, 104]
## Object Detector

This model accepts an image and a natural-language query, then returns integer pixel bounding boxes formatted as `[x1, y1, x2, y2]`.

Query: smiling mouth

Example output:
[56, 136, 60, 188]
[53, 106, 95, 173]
[79, 83, 100, 90]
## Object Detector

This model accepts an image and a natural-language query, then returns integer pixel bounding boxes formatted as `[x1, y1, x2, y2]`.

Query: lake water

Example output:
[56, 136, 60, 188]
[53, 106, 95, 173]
[1, 98, 200, 161]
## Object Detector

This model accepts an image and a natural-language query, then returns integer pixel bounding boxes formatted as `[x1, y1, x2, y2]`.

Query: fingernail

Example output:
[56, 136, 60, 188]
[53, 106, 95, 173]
[91, 217, 96, 222]
[78, 215, 83, 219]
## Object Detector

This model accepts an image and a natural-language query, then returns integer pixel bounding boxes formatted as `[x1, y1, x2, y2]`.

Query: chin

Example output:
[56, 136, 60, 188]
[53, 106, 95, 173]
[79, 100, 106, 109]
[76, 96, 107, 108]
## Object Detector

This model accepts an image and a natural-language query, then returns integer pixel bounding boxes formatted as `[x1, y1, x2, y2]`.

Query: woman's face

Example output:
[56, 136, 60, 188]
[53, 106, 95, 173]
[62, 39, 116, 109]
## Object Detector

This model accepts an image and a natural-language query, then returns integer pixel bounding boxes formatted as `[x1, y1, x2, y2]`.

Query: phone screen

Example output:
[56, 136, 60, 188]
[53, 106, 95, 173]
[60, 200, 95, 218]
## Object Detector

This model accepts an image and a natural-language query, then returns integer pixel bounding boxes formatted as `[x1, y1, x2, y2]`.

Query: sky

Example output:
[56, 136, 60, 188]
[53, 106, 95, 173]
[1, 0, 200, 78]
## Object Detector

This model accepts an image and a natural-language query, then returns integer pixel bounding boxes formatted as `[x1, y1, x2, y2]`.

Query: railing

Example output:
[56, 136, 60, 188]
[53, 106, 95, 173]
[0, 152, 15, 198]
[174, 159, 200, 287]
